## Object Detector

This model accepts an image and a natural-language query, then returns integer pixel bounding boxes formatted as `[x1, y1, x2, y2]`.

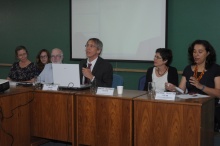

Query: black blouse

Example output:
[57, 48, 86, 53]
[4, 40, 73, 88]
[182, 64, 220, 94]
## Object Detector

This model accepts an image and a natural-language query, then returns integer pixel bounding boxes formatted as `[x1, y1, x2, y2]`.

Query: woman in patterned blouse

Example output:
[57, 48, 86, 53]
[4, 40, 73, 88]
[7, 45, 39, 82]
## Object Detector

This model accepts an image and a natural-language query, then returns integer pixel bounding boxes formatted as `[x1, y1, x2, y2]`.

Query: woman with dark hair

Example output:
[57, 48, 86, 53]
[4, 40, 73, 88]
[166, 40, 220, 132]
[7, 45, 39, 82]
[166, 40, 220, 96]
[36, 49, 51, 73]
[144, 48, 178, 92]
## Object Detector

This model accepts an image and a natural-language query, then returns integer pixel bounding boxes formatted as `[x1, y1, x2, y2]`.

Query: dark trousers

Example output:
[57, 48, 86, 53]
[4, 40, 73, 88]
[215, 98, 220, 132]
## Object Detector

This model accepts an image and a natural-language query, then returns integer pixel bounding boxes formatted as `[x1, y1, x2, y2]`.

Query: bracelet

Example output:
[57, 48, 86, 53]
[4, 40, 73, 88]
[201, 85, 205, 91]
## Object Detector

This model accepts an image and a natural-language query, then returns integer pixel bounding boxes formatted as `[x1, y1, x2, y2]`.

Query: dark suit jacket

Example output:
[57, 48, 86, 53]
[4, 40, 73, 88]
[80, 56, 113, 87]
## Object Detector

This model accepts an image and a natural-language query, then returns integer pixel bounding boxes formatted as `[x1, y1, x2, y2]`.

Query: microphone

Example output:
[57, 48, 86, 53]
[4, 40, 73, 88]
[82, 63, 89, 84]
[83, 63, 87, 68]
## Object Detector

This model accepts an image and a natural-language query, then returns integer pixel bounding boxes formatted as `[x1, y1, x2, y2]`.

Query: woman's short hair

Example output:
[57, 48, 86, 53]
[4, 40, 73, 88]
[156, 48, 173, 66]
[15, 45, 28, 57]
[188, 40, 216, 69]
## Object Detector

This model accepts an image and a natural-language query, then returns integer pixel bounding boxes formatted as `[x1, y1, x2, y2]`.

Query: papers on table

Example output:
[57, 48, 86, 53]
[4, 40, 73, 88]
[155, 91, 210, 100]
[176, 94, 210, 99]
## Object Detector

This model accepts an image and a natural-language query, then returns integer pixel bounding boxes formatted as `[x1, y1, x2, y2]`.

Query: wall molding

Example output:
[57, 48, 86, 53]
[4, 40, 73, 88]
[114, 68, 183, 74]
[0, 63, 183, 74]
[0, 63, 12, 67]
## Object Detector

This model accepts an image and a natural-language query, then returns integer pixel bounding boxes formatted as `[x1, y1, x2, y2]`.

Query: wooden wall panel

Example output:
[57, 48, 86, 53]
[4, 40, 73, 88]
[30, 91, 73, 142]
[76, 95, 132, 146]
[0, 91, 31, 146]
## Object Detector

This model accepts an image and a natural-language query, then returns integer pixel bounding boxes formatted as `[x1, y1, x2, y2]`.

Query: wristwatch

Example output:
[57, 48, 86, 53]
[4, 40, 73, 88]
[91, 76, 95, 82]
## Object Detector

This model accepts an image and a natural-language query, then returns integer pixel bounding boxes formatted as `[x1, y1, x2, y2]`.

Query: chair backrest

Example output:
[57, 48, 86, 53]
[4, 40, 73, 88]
[112, 74, 123, 88]
[138, 75, 146, 90]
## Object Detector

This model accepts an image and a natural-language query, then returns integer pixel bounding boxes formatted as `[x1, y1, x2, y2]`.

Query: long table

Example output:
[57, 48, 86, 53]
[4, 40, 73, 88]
[134, 95, 214, 146]
[0, 87, 32, 146]
[0, 87, 215, 146]
[30, 89, 76, 143]
[75, 89, 146, 146]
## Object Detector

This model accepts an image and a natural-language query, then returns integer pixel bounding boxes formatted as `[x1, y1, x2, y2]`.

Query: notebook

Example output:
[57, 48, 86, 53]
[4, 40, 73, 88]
[52, 64, 90, 90]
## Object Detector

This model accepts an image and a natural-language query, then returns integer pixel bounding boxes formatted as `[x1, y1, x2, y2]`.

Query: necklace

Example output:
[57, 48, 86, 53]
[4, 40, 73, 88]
[157, 67, 168, 76]
[193, 65, 205, 81]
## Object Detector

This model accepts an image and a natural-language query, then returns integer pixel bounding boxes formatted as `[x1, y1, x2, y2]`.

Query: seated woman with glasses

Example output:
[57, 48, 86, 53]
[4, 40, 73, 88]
[36, 49, 51, 73]
[144, 48, 178, 92]
[7, 45, 39, 82]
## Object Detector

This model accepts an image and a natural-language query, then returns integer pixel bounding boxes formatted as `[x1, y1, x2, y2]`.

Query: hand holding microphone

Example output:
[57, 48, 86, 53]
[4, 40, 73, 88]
[82, 63, 93, 80]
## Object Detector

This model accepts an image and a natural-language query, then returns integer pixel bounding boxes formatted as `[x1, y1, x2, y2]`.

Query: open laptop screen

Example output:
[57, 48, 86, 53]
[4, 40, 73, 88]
[52, 64, 81, 88]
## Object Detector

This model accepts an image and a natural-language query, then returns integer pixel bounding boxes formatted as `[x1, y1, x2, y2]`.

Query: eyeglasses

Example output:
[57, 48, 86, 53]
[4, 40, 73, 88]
[40, 55, 48, 59]
[85, 44, 97, 48]
[51, 54, 62, 58]
[154, 56, 162, 60]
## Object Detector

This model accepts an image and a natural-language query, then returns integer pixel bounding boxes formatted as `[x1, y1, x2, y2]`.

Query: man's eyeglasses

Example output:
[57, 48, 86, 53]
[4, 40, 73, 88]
[85, 44, 97, 48]
[51, 55, 62, 58]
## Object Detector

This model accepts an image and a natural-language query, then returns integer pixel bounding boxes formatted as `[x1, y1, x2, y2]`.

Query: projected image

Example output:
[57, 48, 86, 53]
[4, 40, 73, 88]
[71, 0, 166, 61]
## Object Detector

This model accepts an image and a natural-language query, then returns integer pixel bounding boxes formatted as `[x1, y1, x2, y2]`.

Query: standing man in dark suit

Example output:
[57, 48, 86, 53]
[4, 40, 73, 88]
[80, 38, 113, 87]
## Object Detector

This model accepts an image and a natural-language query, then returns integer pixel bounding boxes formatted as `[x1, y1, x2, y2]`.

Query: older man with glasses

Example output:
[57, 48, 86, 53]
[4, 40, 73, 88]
[79, 38, 113, 87]
[38, 48, 63, 84]
[51, 48, 63, 64]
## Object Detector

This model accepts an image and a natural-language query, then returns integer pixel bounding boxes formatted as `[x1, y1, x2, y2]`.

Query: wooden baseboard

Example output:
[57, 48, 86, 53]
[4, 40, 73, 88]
[30, 137, 50, 146]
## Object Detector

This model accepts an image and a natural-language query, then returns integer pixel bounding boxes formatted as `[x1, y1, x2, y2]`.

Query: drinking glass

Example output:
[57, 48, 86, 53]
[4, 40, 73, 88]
[148, 82, 156, 97]
[89, 78, 97, 94]
[34, 76, 41, 89]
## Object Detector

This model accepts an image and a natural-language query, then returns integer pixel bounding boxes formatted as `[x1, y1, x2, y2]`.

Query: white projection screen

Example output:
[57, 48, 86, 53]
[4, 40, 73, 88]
[71, 0, 167, 61]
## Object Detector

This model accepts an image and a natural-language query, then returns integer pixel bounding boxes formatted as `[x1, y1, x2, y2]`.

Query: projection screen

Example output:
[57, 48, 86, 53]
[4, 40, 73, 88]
[71, 0, 167, 61]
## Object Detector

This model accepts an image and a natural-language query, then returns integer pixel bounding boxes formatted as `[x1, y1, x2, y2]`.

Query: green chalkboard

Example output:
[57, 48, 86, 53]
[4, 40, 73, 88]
[1, 0, 220, 89]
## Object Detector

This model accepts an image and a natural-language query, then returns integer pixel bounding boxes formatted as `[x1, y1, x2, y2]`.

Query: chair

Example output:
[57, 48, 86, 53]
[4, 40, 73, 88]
[138, 75, 146, 90]
[112, 74, 123, 88]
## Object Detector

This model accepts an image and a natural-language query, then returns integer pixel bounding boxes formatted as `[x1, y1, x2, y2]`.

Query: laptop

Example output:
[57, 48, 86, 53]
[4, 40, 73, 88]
[52, 64, 90, 90]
